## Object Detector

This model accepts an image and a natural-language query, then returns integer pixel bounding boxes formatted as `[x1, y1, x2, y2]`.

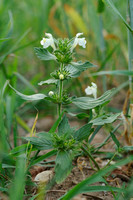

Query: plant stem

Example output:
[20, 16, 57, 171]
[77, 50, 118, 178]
[81, 145, 100, 171]
[103, 152, 117, 170]
[58, 63, 64, 117]
[127, 0, 133, 103]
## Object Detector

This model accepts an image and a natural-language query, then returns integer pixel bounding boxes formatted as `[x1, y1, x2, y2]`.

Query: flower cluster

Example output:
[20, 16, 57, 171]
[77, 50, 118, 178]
[40, 32, 86, 51]
[51, 69, 70, 80]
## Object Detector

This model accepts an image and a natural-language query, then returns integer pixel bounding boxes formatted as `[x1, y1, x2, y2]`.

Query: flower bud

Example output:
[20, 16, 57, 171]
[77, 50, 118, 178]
[59, 74, 64, 80]
[48, 91, 54, 96]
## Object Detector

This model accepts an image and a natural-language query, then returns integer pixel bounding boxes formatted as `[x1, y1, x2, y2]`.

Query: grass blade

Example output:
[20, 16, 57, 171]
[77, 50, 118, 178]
[9, 157, 26, 200]
[103, 0, 133, 32]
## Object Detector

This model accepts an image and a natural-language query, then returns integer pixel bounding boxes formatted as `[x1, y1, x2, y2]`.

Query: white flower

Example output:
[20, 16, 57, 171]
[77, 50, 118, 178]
[85, 82, 97, 99]
[48, 91, 54, 96]
[71, 33, 87, 51]
[40, 33, 56, 50]
[59, 74, 64, 80]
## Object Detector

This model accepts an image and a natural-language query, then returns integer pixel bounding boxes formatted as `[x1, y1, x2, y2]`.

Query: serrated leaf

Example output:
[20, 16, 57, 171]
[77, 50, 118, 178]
[90, 113, 121, 125]
[58, 115, 72, 136]
[72, 88, 115, 110]
[71, 61, 97, 69]
[73, 123, 93, 141]
[66, 61, 97, 78]
[23, 136, 53, 150]
[38, 78, 58, 85]
[9, 84, 47, 101]
[55, 150, 72, 183]
[34, 47, 56, 61]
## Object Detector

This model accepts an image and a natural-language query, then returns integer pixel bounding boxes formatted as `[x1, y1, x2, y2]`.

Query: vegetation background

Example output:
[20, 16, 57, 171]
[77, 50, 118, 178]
[1, 0, 133, 199]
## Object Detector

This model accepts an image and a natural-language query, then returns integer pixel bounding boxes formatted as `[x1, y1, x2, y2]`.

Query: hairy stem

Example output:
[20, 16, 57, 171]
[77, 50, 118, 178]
[58, 63, 64, 117]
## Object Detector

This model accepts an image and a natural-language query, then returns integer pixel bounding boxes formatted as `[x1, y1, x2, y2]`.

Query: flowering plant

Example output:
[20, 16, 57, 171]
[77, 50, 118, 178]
[9, 33, 120, 183]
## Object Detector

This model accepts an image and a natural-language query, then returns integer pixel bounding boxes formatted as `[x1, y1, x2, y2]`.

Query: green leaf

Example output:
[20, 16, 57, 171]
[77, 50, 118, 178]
[123, 146, 133, 152]
[38, 78, 58, 85]
[36, 131, 53, 140]
[90, 113, 121, 125]
[66, 61, 97, 78]
[86, 0, 104, 49]
[59, 156, 133, 200]
[103, 0, 133, 32]
[55, 150, 72, 183]
[58, 115, 71, 136]
[9, 84, 47, 101]
[0, 28, 31, 64]
[72, 88, 115, 110]
[2, 164, 15, 169]
[74, 123, 93, 141]
[14, 72, 37, 92]
[128, 0, 133, 78]
[124, 177, 133, 199]
[91, 70, 133, 76]
[68, 112, 89, 119]
[10, 144, 36, 156]
[89, 125, 102, 143]
[97, 0, 105, 13]
[49, 110, 65, 133]
[34, 47, 56, 61]
[0, 187, 8, 192]
[23, 136, 53, 150]
[30, 150, 57, 167]
[9, 157, 26, 200]
[81, 185, 122, 193]
[0, 37, 12, 42]
[110, 129, 120, 148]
[71, 61, 97, 69]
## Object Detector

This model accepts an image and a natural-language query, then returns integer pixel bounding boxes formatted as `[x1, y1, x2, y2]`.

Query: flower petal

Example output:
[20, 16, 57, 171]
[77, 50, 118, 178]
[40, 33, 56, 50]
[76, 33, 83, 37]
[91, 82, 97, 88]
[78, 38, 86, 48]
[85, 86, 93, 95]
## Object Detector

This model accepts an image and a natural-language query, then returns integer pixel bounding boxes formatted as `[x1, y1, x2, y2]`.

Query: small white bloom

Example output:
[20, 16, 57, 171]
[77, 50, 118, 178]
[71, 33, 87, 51]
[40, 33, 56, 50]
[48, 91, 54, 96]
[59, 74, 64, 80]
[85, 82, 97, 99]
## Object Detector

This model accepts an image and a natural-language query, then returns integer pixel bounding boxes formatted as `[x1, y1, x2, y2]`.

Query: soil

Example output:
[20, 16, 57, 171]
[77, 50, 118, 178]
[30, 155, 132, 200]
